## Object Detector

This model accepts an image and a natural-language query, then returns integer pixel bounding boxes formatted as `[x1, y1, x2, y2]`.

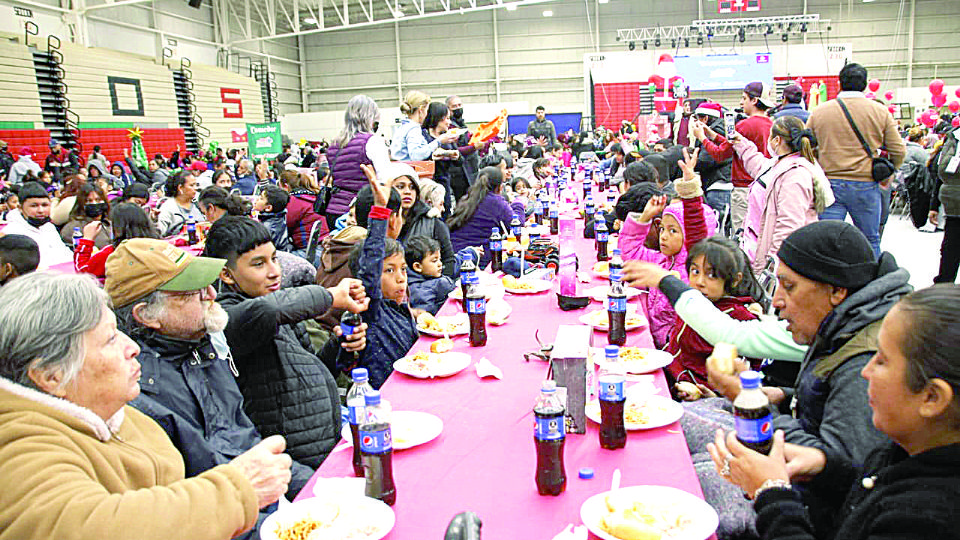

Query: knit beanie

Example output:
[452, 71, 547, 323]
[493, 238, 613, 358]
[777, 221, 877, 290]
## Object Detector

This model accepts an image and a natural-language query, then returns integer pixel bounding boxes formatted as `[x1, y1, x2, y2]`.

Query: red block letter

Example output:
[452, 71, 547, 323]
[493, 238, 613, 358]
[221, 88, 243, 118]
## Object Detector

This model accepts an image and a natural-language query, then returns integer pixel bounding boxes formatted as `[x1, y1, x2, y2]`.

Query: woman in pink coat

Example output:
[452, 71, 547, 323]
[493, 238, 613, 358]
[618, 149, 718, 347]
[732, 116, 834, 273]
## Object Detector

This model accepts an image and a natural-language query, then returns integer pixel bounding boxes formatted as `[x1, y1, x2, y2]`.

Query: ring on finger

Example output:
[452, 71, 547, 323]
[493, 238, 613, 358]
[720, 457, 732, 477]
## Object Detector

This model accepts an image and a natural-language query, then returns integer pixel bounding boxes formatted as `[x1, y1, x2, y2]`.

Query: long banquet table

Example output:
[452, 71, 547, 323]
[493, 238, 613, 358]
[296, 215, 710, 539]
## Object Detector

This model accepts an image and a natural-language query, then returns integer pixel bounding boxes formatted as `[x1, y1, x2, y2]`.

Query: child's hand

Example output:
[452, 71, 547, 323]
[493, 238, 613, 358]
[621, 261, 670, 289]
[329, 278, 370, 313]
[639, 194, 668, 223]
[333, 321, 367, 352]
[82, 220, 102, 240]
[690, 119, 706, 142]
[677, 147, 700, 182]
[360, 164, 390, 207]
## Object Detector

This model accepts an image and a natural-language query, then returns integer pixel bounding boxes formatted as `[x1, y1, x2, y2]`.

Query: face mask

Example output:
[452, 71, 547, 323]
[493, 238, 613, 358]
[84, 202, 107, 218]
[372, 121, 380, 133]
[451, 108, 464, 121]
[26, 215, 50, 228]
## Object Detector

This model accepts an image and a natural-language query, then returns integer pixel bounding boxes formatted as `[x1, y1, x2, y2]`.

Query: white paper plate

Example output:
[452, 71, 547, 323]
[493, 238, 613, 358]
[503, 279, 553, 294]
[261, 496, 395, 540]
[417, 314, 469, 337]
[584, 394, 683, 430]
[584, 285, 643, 303]
[393, 351, 472, 378]
[579, 309, 646, 332]
[580, 485, 719, 540]
[591, 347, 673, 374]
[340, 410, 443, 450]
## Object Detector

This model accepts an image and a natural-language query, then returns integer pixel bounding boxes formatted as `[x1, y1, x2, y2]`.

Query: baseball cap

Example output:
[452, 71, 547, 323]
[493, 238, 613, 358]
[19, 146, 33, 156]
[744, 81, 776, 108]
[190, 161, 208, 172]
[49, 138, 59, 149]
[695, 102, 722, 118]
[105, 238, 226, 308]
[782, 84, 804, 104]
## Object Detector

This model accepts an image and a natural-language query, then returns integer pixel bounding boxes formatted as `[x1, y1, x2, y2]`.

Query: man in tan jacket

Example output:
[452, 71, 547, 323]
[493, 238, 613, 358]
[807, 63, 906, 256]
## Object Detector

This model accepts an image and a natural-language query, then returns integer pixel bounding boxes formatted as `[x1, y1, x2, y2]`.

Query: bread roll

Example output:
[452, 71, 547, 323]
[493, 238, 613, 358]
[674, 381, 702, 400]
[600, 513, 662, 540]
[706, 342, 738, 376]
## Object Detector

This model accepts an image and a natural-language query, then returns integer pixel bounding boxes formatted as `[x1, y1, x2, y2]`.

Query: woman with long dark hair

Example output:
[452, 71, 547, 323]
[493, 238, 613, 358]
[422, 101, 481, 216]
[448, 166, 513, 269]
[74, 202, 160, 279]
[61, 183, 112, 249]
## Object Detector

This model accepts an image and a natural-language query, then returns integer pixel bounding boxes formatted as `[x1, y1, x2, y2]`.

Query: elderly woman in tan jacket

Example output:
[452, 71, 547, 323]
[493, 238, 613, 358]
[0, 272, 291, 540]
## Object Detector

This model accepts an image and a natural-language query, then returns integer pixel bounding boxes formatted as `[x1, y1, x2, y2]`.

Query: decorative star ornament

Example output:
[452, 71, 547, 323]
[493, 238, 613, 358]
[127, 126, 144, 140]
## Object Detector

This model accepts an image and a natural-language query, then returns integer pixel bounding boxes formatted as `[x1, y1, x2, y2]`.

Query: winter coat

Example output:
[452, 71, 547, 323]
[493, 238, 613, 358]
[773, 102, 811, 123]
[664, 296, 759, 386]
[449, 192, 516, 269]
[354, 211, 419, 388]
[125, 156, 167, 186]
[74, 239, 113, 279]
[390, 119, 439, 162]
[315, 225, 367, 331]
[61, 217, 113, 250]
[110, 160, 134, 188]
[235, 173, 256, 196]
[695, 118, 733, 191]
[155, 198, 204, 237]
[1, 208, 72, 268]
[0, 376, 259, 540]
[903, 141, 929, 168]
[218, 285, 346, 469]
[6, 155, 41, 184]
[407, 269, 456, 315]
[772, 266, 912, 465]
[286, 190, 327, 251]
[258, 210, 291, 252]
[327, 133, 373, 216]
[755, 442, 960, 540]
[734, 138, 829, 273]
[618, 195, 717, 347]
[398, 200, 456, 278]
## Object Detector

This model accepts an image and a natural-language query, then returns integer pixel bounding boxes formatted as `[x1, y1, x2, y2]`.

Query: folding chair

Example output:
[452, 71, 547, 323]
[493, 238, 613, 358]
[755, 256, 778, 315]
[304, 219, 325, 265]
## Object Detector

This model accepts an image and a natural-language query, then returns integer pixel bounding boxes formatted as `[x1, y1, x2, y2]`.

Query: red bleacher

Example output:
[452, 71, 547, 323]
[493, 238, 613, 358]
[76, 128, 187, 164]
[0, 129, 53, 155]
[775, 75, 841, 101]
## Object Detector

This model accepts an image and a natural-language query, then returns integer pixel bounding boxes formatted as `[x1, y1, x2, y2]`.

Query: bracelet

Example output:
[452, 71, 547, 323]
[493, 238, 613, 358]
[753, 478, 791, 500]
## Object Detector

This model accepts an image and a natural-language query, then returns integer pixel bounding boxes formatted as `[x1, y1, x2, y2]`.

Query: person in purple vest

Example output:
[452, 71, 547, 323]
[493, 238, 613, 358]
[325, 95, 392, 228]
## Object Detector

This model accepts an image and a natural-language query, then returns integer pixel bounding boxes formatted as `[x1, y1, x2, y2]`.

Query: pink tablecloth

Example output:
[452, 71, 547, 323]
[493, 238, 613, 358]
[297, 219, 708, 539]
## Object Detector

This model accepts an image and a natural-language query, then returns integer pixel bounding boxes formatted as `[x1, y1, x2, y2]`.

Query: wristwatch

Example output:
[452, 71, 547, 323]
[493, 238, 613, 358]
[753, 478, 792, 499]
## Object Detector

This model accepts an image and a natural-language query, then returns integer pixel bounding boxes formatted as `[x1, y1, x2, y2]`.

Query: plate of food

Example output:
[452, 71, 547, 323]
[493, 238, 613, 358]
[580, 485, 719, 540]
[592, 261, 610, 278]
[393, 351, 472, 378]
[501, 275, 553, 294]
[584, 285, 644, 303]
[486, 297, 512, 325]
[579, 309, 646, 332]
[262, 496, 395, 540]
[584, 394, 683, 430]
[591, 346, 673, 374]
[340, 410, 443, 450]
[448, 281, 504, 300]
[416, 312, 469, 337]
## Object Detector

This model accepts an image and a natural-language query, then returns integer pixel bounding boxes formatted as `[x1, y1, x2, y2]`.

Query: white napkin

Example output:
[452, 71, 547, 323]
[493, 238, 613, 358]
[551, 524, 588, 540]
[475, 357, 503, 380]
[625, 376, 658, 398]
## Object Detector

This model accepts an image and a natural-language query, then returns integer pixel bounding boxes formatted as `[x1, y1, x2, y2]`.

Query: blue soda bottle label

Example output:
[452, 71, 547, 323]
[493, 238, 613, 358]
[463, 272, 479, 285]
[340, 323, 357, 336]
[359, 427, 393, 453]
[534, 415, 565, 441]
[466, 297, 486, 314]
[597, 231, 609, 242]
[549, 209, 558, 218]
[599, 380, 624, 401]
[609, 268, 622, 282]
[490, 240, 502, 251]
[347, 398, 364, 424]
[734, 413, 773, 443]
[607, 297, 627, 313]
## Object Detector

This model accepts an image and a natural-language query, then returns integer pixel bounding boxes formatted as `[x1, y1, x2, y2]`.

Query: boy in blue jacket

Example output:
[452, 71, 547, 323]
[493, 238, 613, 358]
[405, 236, 456, 315]
[254, 184, 292, 252]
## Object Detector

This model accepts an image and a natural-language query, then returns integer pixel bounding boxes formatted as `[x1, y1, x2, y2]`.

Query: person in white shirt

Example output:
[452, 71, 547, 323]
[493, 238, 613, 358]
[6, 148, 42, 185]
[390, 90, 458, 161]
[1, 182, 72, 268]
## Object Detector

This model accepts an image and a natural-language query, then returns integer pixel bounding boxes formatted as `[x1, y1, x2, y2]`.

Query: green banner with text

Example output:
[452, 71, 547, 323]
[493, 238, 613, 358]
[246, 122, 282, 158]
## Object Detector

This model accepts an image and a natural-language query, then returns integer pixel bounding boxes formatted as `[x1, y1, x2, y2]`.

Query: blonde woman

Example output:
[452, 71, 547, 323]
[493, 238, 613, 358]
[390, 90, 457, 161]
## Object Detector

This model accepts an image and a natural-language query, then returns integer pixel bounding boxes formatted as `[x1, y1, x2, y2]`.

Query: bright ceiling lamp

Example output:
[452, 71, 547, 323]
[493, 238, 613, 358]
[542, 9, 553, 16]
[599, 0, 609, 4]
[303, 16, 317, 24]
[505, 3, 517, 9]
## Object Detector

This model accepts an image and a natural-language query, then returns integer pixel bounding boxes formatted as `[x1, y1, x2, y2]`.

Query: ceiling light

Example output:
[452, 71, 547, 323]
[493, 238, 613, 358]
[696, 35, 703, 45]
[684, 38, 689, 47]
[628, 41, 635, 51]
[781, 33, 789, 42]
[542, 9, 552, 16]
[642, 40, 647, 50]
[505, 3, 517, 10]
[654, 36, 661, 47]
[303, 16, 317, 24]
[598, 0, 609, 4]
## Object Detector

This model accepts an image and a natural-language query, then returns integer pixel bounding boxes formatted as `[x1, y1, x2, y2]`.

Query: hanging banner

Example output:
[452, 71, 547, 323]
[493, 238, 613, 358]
[246, 122, 281, 157]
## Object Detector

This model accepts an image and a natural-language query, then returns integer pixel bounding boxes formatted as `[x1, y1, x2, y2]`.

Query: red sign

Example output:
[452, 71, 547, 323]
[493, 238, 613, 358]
[221, 88, 243, 118]
[718, 0, 760, 13]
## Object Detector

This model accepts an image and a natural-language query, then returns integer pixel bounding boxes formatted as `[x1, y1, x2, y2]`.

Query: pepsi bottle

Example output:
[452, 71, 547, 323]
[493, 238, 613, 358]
[72, 226, 82, 249]
[584, 196, 595, 219]
[466, 284, 487, 347]
[534, 380, 566, 496]
[360, 391, 397, 505]
[607, 277, 627, 346]
[533, 198, 544, 225]
[187, 216, 198, 245]
[459, 258, 477, 303]
[548, 202, 559, 235]
[734, 371, 773, 455]
[346, 367, 374, 477]
[510, 214, 522, 238]
[609, 249, 624, 286]
[595, 211, 609, 262]
[598, 345, 627, 449]
[489, 227, 503, 273]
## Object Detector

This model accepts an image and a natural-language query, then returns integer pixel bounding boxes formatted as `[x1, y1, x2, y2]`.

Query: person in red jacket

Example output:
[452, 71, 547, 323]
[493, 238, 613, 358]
[695, 81, 774, 235]
[664, 236, 764, 396]
[74, 202, 159, 280]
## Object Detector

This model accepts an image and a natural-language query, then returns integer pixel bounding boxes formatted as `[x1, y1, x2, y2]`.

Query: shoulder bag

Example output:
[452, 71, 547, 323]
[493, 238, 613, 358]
[836, 98, 896, 182]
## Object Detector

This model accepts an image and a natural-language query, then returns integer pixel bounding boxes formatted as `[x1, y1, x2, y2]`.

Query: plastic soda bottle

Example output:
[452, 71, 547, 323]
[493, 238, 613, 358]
[466, 283, 487, 347]
[187, 216, 198, 245]
[360, 390, 397, 505]
[533, 198, 544, 225]
[595, 211, 609, 262]
[609, 249, 624, 285]
[734, 371, 773, 454]
[346, 367, 374, 477]
[510, 213, 522, 238]
[607, 277, 627, 346]
[534, 380, 566, 496]
[489, 227, 503, 273]
[72, 226, 82, 248]
[598, 345, 627, 449]
[459, 258, 477, 302]
[549, 201, 559, 235]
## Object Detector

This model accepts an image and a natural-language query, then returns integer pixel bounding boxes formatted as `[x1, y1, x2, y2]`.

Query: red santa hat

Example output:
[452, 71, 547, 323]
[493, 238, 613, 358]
[695, 102, 722, 118]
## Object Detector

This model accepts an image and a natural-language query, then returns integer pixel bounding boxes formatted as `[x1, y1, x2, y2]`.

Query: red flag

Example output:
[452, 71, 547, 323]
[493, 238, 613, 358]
[231, 129, 248, 143]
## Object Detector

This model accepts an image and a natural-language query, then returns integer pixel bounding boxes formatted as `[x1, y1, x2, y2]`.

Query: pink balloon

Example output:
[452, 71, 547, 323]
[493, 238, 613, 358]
[950, 101, 960, 114]
[954, 117, 960, 128]
[887, 105, 896, 115]
[930, 79, 945, 95]
[868, 78, 881, 92]
[865, 92, 876, 100]
[933, 94, 948, 107]
[956, 88, 960, 99]
[884, 91, 894, 101]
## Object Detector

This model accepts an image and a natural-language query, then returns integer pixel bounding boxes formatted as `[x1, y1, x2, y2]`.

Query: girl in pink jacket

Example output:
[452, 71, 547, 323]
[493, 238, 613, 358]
[732, 116, 834, 273]
[618, 149, 718, 347]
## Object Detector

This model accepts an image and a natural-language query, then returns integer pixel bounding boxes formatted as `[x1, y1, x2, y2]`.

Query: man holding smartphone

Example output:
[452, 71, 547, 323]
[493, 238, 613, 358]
[693, 81, 774, 235]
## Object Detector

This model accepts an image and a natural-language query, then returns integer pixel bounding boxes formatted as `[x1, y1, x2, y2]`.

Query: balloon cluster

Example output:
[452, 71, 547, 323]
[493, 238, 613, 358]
[925, 78, 960, 128]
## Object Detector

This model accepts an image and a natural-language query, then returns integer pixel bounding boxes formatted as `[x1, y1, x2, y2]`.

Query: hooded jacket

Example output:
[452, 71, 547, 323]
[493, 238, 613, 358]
[695, 117, 733, 191]
[772, 265, 912, 464]
[407, 269, 456, 315]
[6, 154, 41, 184]
[217, 285, 346, 469]
[398, 200, 457, 279]
[755, 442, 960, 540]
[734, 137, 833, 273]
[618, 194, 718, 347]
[315, 225, 367, 331]
[1, 208, 72, 268]
[258, 210, 292, 252]
[286, 190, 326, 251]
[0, 376, 259, 540]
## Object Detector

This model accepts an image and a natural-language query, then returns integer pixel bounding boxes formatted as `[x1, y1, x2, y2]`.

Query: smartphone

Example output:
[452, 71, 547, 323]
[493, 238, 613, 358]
[723, 111, 738, 139]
